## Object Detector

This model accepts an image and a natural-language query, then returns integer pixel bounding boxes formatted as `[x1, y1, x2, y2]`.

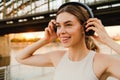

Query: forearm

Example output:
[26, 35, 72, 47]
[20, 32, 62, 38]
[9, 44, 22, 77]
[16, 39, 48, 60]
[105, 38, 120, 54]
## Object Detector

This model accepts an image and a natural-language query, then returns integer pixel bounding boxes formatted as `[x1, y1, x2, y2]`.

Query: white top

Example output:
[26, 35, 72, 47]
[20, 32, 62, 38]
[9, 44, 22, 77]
[54, 50, 98, 80]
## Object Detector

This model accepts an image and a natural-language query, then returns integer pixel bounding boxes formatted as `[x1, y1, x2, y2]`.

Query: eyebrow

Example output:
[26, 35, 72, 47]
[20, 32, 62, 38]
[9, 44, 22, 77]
[56, 20, 72, 25]
[64, 21, 72, 24]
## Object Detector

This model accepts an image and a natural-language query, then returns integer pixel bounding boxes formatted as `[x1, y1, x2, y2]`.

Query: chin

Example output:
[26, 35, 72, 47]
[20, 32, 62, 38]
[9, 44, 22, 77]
[62, 43, 71, 48]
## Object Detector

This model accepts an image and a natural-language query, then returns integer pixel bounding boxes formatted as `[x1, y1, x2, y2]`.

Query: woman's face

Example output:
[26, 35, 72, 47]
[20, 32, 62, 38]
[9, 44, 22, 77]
[56, 12, 85, 47]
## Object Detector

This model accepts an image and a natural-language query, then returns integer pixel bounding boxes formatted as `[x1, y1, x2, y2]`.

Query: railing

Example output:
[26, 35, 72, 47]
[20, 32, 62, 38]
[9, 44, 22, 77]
[1, 64, 54, 80]
[0, 0, 60, 19]
[0, 66, 10, 80]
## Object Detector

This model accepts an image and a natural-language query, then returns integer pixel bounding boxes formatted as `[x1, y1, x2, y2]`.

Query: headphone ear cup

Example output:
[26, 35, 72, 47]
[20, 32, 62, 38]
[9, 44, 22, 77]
[85, 29, 95, 36]
[84, 24, 95, 36]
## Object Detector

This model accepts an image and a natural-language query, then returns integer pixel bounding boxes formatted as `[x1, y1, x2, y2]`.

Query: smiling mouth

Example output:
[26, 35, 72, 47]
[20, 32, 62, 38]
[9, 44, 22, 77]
[60, 37, 71, 43]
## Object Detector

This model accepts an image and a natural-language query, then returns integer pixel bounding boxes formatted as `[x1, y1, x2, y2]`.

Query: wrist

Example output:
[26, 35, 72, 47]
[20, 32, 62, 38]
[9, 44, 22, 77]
[102, 35, 112, 44]
[104, 37, 114, 47]
[40, 38, 50, 44]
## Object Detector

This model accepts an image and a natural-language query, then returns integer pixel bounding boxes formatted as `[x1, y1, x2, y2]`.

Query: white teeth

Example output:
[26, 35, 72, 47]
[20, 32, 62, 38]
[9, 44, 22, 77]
[61, 37, 70, 40]
[62, 37, 69, 39]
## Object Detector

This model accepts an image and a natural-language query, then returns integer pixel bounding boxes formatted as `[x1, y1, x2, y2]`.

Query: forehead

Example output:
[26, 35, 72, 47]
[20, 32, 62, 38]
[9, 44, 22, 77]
[56, 12, 78, 23]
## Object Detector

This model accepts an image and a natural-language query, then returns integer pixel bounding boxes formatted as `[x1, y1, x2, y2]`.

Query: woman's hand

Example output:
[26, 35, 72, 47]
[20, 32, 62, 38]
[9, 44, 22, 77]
[43, 20, 57, 43]
[85, 18, 120, 54]
[85, 18, 111, 44]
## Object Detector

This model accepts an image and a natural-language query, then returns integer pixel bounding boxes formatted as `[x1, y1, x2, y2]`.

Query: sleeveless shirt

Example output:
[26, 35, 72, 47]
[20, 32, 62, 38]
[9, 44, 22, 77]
[54, 50, 98, 80]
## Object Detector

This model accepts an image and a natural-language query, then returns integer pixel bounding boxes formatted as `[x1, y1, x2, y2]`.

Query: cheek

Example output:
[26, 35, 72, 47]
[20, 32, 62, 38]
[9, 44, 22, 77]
[72, 27, 83, 35]
[56, 26, 84, 37]
[56, 28, 75, 37]
[72, 27, 84, 40]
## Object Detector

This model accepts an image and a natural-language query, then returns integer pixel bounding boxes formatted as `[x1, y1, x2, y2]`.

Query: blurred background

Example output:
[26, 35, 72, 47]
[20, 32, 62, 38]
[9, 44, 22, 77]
[0, 0, 120, 80]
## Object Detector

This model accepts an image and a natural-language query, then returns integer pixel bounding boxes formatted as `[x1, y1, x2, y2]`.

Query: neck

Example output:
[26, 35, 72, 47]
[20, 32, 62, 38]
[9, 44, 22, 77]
[68, 41, 89, 61]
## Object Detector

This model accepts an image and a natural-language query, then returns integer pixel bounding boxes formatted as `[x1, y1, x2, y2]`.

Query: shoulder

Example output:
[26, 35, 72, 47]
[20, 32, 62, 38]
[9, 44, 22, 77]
[94, 53, 111, 69]
[94, 52, 120, 64]
[47, 50, 67, 66]
[94, 52, 120, 78]
[94, 52, 114, 67]
[94, 53, 110, 61]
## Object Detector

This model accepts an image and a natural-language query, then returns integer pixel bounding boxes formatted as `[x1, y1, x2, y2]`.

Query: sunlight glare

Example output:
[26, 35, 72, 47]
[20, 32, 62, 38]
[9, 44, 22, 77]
[22, 33, 35, 40]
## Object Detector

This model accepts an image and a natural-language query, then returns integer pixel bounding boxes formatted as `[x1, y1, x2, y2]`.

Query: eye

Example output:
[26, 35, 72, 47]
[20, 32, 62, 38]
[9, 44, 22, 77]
[65, 23, 72, 27]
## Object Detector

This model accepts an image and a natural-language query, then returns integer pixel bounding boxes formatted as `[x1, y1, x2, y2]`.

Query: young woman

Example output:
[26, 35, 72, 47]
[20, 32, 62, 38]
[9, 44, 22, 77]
[16, 2, 120, 80]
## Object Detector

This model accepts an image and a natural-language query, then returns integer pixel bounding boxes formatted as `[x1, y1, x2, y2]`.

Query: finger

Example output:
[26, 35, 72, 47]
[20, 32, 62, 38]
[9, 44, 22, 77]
[45, 27, 50, 35]
[86, 21, 104, 31]
[85, 21, 99, 28]
[48, 21, 55, 33]
[92, 35, 98, 38]
[51, 19, 56, 24]
[86, 26, 98, 32]
[87, 18, 102, 24]
[51, 20, 57, 32]
[49, 22, 54, 31]
[44, 28, 49, 39]
[48, 26, 53, 35]
[49, 20, 57, 32]
[87, 18, 98, 23]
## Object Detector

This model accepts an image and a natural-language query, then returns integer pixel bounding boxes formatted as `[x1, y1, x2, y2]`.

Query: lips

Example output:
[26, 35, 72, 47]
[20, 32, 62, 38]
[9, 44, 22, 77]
[60, 36, 71, 43]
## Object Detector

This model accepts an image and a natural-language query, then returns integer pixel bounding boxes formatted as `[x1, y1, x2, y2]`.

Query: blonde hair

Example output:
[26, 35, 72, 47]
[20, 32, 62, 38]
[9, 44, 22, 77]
[85, 36, 99, 52]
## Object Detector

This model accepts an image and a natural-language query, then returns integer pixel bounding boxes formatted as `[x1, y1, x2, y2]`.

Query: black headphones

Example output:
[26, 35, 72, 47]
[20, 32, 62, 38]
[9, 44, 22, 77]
[58, 2, 95, 36]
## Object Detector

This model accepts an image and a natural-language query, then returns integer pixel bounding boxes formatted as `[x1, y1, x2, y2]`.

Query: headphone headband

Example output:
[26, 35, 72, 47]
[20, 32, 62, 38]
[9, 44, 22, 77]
[58, 2, 94, 18]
